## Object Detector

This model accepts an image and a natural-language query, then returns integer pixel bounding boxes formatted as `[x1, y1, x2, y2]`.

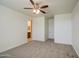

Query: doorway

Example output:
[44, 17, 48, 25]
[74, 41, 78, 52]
[27, 20, 32, 42]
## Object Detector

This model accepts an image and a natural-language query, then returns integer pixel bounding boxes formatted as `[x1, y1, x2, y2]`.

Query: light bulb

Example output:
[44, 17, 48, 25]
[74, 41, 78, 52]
[33, 9, 36, 13]
[36, 9, 40, 14]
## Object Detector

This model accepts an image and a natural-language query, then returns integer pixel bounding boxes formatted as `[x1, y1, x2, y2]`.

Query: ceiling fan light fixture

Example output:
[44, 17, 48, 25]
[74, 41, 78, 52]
[33, 9, 36, 13]
[36, 9, 40, 14]
[33, 9, 40, 14]
[24, 0, 48, 14]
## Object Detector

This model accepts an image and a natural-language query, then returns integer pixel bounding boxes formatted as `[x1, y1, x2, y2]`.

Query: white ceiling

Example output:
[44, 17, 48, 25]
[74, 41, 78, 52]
[0, 0, 78, 17]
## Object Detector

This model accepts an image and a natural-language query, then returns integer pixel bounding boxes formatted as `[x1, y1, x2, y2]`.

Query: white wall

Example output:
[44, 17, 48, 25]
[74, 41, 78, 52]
[45, 17, 49, 40]
[0, 5, 28, 53]
[72, 1, 79, 56]
[32, 16, 45, 41]
[54, 13, 72, 45]
[48, 19, 54, 39]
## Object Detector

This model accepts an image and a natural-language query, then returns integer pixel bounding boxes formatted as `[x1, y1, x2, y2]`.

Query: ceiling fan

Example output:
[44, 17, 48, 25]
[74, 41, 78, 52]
[24, 0, 48, 14]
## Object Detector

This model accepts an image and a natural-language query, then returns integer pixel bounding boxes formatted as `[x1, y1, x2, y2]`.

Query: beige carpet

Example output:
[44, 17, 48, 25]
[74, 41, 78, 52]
[0, 39, 78, 58]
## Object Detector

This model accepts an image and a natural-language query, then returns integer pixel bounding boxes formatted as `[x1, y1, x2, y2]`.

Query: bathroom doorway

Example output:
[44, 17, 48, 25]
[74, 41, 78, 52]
[27, 20, 32, 42]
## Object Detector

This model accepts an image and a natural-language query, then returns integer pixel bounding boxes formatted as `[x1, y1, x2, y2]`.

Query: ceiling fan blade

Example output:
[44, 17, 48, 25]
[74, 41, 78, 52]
[41, 5, 48, 8]
[40, 10, 46, 14]
[24, 8, 33, 9]
[30, 0, 34, 5]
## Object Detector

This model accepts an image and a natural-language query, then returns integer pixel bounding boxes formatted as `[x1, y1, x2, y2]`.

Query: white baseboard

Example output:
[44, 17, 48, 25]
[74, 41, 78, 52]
[32, 39, 45, 42]
[0, 41, 27, 53]
[72, 44, 79, 57]
[55, 41, 72, 45]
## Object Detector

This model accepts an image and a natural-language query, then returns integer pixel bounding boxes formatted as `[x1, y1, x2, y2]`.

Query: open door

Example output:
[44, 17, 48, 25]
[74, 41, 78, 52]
[27, 20, 32, 42]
